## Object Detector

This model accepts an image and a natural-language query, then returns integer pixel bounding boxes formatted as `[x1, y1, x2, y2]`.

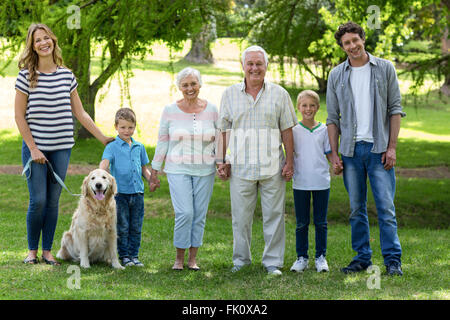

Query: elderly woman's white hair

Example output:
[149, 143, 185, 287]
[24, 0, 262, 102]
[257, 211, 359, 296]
[241, 45, 269, 66]
[176, 67, 203, 88]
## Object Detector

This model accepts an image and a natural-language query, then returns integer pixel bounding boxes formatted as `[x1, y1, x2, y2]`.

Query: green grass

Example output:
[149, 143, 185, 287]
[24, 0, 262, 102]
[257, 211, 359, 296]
[0, 173, 449, 299]
[1, 38, 449, 300]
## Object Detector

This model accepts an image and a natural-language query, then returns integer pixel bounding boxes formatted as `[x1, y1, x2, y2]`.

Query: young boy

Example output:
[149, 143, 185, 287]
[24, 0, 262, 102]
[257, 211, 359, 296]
[100, 108, 153, 267]
[290, 90, 340, 273]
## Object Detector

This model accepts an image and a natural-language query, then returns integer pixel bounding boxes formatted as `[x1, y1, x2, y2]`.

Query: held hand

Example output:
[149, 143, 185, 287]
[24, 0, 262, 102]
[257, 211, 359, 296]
[333, 162, 344, 175]
[148, 179, 160, 192]
[149, 182, 159, 192]
[281, 162, 294, 182]
[216, 163, 231, 181]
[330, 152, 343, 174]
[333, 159, 344, 175]
[382, 147, 396, 171]
[148, 170, 161, 192]
[30, 147, 47, 165]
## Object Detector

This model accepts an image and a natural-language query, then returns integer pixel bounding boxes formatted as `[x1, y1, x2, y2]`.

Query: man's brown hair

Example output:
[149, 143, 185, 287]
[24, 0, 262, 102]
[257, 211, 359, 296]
[334, 21, 366, 47]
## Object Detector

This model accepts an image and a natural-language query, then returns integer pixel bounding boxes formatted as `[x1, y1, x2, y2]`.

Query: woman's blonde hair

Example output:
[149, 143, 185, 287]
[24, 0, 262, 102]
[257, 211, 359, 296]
[297, 90, 320, 107]
[18, 23, 64, 88]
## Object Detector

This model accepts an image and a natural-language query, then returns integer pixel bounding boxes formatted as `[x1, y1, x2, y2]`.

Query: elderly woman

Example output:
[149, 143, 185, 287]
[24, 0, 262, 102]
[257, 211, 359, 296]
[150, 67, 218, 270]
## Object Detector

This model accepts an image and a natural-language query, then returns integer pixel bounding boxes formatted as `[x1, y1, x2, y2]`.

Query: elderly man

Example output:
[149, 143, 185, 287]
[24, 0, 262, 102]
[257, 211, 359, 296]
[327, 22, 405, 276]
[217, 45, 297, 275]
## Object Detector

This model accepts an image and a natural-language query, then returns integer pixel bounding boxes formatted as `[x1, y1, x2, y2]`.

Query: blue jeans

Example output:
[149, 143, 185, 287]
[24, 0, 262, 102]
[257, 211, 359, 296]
[167, 173, 215, 249]
[115, 193, 145, 259]
[342, 141, 402, 266]
[22, 142, 71, 251]
[293, 189, 329, 259]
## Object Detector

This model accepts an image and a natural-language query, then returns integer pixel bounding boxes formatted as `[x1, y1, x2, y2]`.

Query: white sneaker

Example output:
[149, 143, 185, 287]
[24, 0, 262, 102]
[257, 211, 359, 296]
[315, 255, 329, 272]
[290, 257, 308, 272]
[266, 266, 282, 276]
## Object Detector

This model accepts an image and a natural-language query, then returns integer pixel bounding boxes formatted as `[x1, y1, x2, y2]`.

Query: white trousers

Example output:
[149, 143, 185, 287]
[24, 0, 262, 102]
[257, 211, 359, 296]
[230, 174, 286, 268]
[167, 173, 215, 249]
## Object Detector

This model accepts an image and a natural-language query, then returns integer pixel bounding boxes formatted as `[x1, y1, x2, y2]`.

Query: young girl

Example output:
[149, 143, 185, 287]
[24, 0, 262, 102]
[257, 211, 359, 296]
[290, 90, 335, 273]
[15, 23, 113, 265]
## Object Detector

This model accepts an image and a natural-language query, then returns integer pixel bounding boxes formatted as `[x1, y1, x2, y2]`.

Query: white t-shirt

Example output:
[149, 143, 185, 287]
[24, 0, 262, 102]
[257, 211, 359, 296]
[350, 62, 373, 142]
[292, 122, 331, 190]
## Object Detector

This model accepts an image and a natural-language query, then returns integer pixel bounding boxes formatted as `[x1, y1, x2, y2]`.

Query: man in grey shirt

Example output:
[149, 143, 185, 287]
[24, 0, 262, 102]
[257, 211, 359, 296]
[326, 21, 405, 276]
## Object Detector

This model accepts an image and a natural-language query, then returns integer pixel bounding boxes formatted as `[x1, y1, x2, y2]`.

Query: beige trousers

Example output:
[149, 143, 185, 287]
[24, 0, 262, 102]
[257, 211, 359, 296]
[230, 173, 286, 268]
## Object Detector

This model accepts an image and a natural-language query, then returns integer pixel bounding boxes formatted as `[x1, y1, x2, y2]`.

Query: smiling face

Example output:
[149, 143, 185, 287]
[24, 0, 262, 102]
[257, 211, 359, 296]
[298, 96, 319, 122]
[33, 28, 54, 59]
[242, 51, 267, 86]
[340, 32, 368, 66]
[179, 74, 201, 101]
[115, 119, 135, 143]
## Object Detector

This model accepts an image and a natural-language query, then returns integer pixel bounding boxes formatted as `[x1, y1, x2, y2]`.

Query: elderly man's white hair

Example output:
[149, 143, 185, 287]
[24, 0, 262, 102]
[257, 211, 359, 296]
[241, 45, 269, 66]
[176, 67, 203, 88]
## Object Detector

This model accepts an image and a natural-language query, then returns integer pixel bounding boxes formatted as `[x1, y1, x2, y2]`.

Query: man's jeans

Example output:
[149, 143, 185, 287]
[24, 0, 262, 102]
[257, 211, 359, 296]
[115, 193, 145, 259]
[342, 141, 402, 266]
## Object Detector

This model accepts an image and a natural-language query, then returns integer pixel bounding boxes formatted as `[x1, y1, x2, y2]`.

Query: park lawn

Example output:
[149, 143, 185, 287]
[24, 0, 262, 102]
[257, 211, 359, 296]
[0, 173, 449, 300]
[0, 38, 449, 300]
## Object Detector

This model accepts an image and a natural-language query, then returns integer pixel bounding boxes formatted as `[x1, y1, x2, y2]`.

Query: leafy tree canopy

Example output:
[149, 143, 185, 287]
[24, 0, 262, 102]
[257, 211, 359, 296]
[0, 0, 217, 138]
[248, 0, 448, 94]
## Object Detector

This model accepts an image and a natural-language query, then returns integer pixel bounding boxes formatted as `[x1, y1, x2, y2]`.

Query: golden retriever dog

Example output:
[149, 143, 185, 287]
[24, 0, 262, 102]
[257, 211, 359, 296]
[57, 169, 124, 269]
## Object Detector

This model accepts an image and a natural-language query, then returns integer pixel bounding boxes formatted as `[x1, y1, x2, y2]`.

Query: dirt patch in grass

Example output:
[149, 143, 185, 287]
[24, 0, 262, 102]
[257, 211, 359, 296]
[1, 164, 449, 179]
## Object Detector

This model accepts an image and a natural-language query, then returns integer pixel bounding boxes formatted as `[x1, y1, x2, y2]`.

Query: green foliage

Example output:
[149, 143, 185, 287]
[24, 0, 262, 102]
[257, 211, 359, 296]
[0, 0, 218, 138]
[394, 0, 449, 96]
[249, 0, 332, 91]
[216, 0, 262, 38]
[248, 0, 448, 95]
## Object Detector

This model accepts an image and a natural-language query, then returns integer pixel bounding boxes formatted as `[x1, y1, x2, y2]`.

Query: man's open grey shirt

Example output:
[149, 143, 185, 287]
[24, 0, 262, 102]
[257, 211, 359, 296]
[326, 52, 406, 157]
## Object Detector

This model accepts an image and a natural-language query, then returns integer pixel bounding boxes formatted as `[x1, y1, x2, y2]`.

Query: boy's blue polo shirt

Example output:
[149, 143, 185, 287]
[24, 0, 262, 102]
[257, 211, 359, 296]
[102, 136, 149, 194]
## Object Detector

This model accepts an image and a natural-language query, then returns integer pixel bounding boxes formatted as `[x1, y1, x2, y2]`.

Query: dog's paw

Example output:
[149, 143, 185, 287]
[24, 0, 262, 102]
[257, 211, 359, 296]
[80, 260, 90, 269]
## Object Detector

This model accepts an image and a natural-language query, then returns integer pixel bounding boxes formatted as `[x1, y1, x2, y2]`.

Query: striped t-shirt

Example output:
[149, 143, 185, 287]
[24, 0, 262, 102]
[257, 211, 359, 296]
[151, 101, 219, 176]
[15, 67, 78, 151]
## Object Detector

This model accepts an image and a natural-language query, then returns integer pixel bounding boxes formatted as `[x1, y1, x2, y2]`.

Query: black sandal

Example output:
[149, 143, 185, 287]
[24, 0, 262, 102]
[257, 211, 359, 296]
[41, 255, 61, 266]
[23, 257, 39, 265]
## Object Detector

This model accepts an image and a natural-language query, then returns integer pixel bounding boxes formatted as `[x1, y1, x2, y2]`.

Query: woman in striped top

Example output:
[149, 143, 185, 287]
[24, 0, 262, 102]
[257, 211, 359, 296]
[150, 67, 218, 271]
[15, 23, 113, 266]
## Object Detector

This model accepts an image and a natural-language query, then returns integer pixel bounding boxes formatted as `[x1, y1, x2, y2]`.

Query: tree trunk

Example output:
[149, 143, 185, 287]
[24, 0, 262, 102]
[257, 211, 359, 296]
[63, 30, 95, 139]
[440, 25, 450, 96]
[66, 36, 127, 139]
[69, 34, 95, 139]
[184, 21, 216, 64]
[316, 77, 327, 94]
[76, 85, 98, 139]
